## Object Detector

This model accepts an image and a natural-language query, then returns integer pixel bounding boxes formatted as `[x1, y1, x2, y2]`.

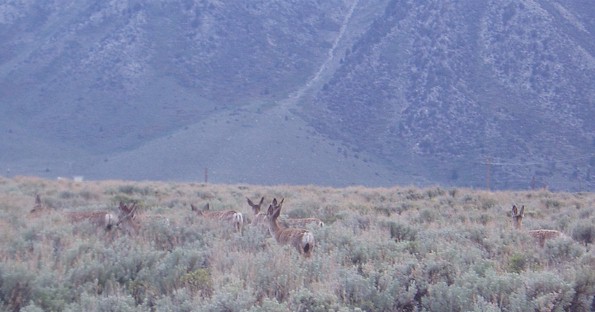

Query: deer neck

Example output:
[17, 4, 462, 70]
[514, 217, 522, 230]
[268, 218, 283, 240]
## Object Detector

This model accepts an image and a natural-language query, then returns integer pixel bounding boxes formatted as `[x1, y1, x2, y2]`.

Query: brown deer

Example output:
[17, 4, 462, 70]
[67, 202, 139, 233]
[247, 196, 268, 227]
[511, 204, 563, 247]
[191, 203, 244, 233]
[30, 194, 48, 214]
[267, 198, 315, 258]
[281, 217, 325, 228]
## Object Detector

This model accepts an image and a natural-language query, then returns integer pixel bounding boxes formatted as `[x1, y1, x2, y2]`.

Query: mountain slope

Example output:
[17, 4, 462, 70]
[301, 0, 594, 190]
[0, 0, 593, 190]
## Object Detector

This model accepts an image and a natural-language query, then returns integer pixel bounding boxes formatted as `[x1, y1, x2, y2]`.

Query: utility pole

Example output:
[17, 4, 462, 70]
[485, 157, 491, 191]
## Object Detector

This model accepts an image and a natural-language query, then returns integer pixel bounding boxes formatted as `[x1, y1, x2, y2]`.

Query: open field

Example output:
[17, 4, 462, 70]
[0, 176, 594, 311]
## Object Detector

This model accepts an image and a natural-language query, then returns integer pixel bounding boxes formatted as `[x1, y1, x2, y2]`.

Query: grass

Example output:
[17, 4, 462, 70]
[0, 176, 594, 311]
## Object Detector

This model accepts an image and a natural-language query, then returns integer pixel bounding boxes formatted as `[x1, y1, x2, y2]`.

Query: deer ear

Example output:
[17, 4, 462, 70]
[279, 198, 284, 206]
[267, 204, 274, 216]
[519, 205, 525, 216]
[272, 198, 278, 205]
[512, 205, 517, 216]
[204, 203, 210, 211]
[247, 197, 254, 206]
[259, 197, 264, 205]
[272, 205, 281, 219]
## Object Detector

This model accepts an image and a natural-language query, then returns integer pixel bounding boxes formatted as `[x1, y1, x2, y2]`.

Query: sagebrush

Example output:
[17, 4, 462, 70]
[0, 176, 594, 312]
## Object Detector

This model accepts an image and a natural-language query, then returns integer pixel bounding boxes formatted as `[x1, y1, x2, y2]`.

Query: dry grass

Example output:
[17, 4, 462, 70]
[0, 176, 593, 311]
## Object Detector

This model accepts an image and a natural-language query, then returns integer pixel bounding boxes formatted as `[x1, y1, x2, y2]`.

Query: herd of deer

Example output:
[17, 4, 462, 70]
[29, 194, 566, 257]
[30, 194, 323, 258]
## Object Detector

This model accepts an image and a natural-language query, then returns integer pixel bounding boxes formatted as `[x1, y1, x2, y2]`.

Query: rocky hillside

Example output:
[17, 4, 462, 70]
[0, 0, 593, 190]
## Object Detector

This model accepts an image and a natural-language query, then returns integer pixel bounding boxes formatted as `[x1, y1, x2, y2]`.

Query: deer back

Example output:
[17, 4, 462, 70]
[192, 203, 243, 232]
[528, 229, 563, 247]
[67, 211, 117, 229]
[281, 217, 324, 228]
[66, 202, 138, 232]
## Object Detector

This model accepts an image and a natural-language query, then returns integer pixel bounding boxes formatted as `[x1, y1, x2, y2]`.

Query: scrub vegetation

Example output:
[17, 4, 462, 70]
[0, 176, 593, 311]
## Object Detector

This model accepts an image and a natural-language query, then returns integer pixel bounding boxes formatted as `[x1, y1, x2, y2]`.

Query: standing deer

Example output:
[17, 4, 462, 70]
[191, 203, 244, 233]
[67, 202, 139, 233]
[247, 196, 268, 227]
[511, 204, 562, 247]
[267, 198, 315, 258]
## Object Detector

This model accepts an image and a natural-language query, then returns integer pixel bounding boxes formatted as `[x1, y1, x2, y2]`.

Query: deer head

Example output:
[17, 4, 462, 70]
[247, 196, 268, 226]
[511, 205, 524, 230]
[247, 196, 265, 214]
[115, 202, 139, 233]
[30, 194, 46, 214]
[267, 198, 284, 236]
[191, 203, 210, 216]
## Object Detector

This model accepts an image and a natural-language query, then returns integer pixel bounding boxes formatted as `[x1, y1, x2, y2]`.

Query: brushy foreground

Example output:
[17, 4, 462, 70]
[0, 176, 593, 312]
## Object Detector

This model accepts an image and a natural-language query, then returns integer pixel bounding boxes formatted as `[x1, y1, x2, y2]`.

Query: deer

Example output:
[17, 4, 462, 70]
[511, 204, 563, 247]
[247, 196, 268, 227]
[67, 202, 139, 233]
[266, 198, 315, 258]
[281, 217, 325, 229]
[191, 203, 244, 233]
[30, 194, 49, 214]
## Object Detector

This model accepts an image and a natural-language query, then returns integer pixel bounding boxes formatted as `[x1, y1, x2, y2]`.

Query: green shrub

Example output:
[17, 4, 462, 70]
[0, 264, 35, 312]
[289, 288, 338, 312]
[418, 208, 436, 223]
[524, 271, 575, 311]
[543, 236, 583, 265]
[65, 292, 141, 312]
[205, 277, 257, 312]
[179, 268, 213, 298]
[572, 221, 595, 246]
[117, 185, 152, 196]
[247, 298, 289, 312]
[385, 221, 417, 242]
[508, 253, 528, 273]
[335, 267, 371, 306]
[480, 197, 497, 210]
[543, 199, 562, 209]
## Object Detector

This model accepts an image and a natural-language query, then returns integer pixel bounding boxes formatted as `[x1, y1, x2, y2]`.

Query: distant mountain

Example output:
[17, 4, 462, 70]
[1, 0, 593, 191]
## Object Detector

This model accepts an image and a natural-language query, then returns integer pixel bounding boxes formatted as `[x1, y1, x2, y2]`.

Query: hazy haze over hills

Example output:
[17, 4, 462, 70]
[1, 0, 593, 191]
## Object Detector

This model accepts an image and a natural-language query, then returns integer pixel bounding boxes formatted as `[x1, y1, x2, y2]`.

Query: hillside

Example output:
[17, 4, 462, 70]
[0, 0, 593, 190]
